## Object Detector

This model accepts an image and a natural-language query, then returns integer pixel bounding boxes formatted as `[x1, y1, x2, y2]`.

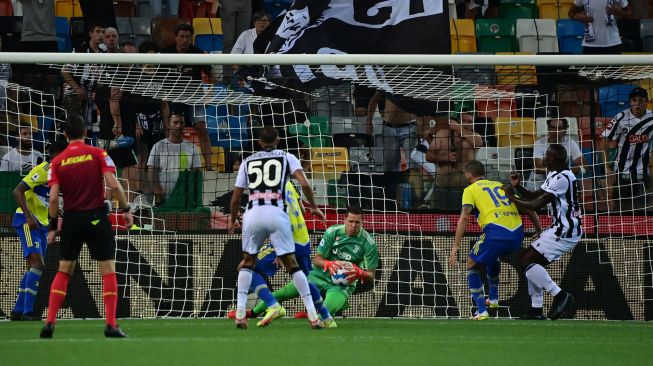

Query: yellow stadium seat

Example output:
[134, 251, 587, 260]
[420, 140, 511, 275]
[450, 19, 477, 53]
[538, 0, 573, 20]
[495, 117, 536, 148]
[310, 147, 349, 180]
[55, 0, 82, 19]
[192, 18, 223, 38]
[495, 52, 537, 85]
[211, 146, 226, 172]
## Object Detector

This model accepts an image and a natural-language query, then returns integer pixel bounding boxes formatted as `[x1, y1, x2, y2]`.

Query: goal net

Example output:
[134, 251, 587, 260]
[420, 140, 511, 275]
[0, 54, 651, 321]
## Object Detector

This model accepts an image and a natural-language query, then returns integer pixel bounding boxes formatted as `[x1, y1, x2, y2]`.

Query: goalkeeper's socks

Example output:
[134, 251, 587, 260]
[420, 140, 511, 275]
[250, 272, 278, 308]
[486, 259, 500, 302]
[46, 271, 71, 324]
[236, 268, 253, 319]
[12, 271, 28, 314]
[308, 283, 331, 320]
[23, 267, 42, 314]
[291, 270, 319, 321]
[467, 268, 487, 313]
[102, 273, 118, 328]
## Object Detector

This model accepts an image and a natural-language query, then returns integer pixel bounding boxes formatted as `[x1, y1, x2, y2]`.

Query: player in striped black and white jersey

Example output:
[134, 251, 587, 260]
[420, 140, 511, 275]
[601, 87, 653, 211]
[504, 144, 581, 320]
[228, 126, 327, 329]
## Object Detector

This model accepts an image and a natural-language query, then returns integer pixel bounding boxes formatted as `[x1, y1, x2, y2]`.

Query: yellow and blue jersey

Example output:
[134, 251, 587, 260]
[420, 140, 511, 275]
[462, 179, 523, 239]
[12, 162, 50, 228]
[285, 180, 309, 248]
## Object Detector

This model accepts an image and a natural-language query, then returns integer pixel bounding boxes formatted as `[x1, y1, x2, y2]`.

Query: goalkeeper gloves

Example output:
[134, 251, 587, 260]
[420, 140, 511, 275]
[323, 260, 344, 275]
[346, 264, 368, 283]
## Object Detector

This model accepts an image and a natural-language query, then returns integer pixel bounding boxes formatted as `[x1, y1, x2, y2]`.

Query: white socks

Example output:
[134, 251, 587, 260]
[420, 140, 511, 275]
[525, 264, 561, 297]
[292, 270, 319, 321]
[527, 278, 544, 308]
[236, 268, 253, 319]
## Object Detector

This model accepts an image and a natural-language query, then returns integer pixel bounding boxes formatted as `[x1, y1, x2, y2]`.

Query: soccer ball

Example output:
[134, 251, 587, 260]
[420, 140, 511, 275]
[331, 268, 350, 286]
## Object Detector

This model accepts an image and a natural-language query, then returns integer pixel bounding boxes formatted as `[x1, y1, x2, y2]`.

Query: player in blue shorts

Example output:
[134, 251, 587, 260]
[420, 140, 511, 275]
[228, 181, 334, 327]
[448, 160, 541, 320]
[10, 141, 68, 320]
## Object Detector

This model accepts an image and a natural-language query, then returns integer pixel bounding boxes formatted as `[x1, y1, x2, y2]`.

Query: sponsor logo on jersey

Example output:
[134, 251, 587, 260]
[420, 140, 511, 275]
[61, 154, 92, 166]
[628, 134, 650, 144]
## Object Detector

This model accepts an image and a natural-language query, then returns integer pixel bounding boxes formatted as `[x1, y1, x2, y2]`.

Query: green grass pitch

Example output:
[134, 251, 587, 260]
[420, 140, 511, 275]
[1, 318, 651, 366]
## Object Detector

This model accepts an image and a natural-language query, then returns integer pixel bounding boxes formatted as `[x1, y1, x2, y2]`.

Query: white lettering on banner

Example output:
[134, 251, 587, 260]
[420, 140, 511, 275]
[324, 0, 443, 29]
[315, 48, 393, 92]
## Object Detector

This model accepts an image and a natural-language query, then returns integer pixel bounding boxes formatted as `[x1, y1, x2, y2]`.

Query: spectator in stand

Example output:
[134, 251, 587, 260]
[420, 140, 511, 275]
[161, 23, 217, 170]
[464, 0, 498, 19]
[103, 27, 119, 53]
[601, 87, 653, 211]
[529, 118, 587, 189]
[231, 11, 271, 55]
[150, 0, 179, 17]
[0, 124, 44, 174]
[61, 21, 106, 127]
[569, 0, 631, 55]
[15, 0, 57, 93]
[147, 111, 202, 205]
[221, 0, 253, 54]
[426, 110, 483, 189]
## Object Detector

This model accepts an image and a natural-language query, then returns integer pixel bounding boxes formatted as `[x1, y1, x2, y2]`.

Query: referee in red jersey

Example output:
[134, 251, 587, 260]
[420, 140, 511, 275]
[40, 116, 133, 338]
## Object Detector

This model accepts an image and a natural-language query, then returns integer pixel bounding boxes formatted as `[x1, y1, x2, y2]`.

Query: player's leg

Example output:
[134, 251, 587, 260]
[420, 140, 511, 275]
[251, 255, 287, 327]
[466, 235, 491, 319]
[236, 253, 257, 328]
[323, 287, 348, 315]
[277, 253, 321, 328]
[485, 258, 500, 308]
[11, 268, 28, 320]
[296, 248, 333, 322]
[12, 224, 32, 320]
[236, 210, 268, 328]
[22, 227, 48, 320]
[519, 246, 552, 319]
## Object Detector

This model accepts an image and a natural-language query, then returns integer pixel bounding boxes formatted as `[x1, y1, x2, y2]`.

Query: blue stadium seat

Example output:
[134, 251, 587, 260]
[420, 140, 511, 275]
[55, 16, 72, 52]
[195, 34, 224, 53]
[557, 19, 584, 54]
[264, 0, 293, 21]
[206, 103, 249, 149]
[598, 84, 634, 118]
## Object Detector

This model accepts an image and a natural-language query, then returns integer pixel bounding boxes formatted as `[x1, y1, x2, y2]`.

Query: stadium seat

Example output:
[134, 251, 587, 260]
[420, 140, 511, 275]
[330, 116, 368, 135]
[116, 16, 151, 48]
[514, 147, 534, 178]
[537, 0, 573, 20]
[598, 84, 633, 118]
[454, 53, 496, 84]
[195, 34, 224, 52]
[494, 117, 536, 148]
[209, 146, 226, 172]
[640, 19, 653, 52]
[310, 147, 349, 181]
[55, 16, 72, 52]
[348, 147, 384, 173]
[515, 85, 552, 118]
[617, 19, 643, 52]
[0, 16, 22, 52]
[495, 52, 537, 85]
[264, 0, 293, 21]
[69, 16, 86, 51]
[450, 19, 477, 53]
[193, 17, 222, 37]
[206, 111, 249, 149]
[287, 116, 331, 148]
[535, 117, 579, 140]
[332, 133, 373, 148]
[516, 19, 558, 53]
[136, 0, 151, 17]
[0, 0, 12, 16]
[475, 19, 518, 53]
[476, 84, 518, 119]
[476, 146, 515, 181]
[193, 18, 223, 51]
[151, 17, 189, 48]
[557, 19, 584, 54]
[55, 0, 83, 19]
[557, 86, 601, 117]
[499, 0, 538, 19]
[114, 0, 136, 17]
[448, 0, 457, 19]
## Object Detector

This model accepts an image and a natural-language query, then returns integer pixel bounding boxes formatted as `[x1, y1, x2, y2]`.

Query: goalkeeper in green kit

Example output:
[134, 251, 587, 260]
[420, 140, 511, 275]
[252, 205, 379, 323]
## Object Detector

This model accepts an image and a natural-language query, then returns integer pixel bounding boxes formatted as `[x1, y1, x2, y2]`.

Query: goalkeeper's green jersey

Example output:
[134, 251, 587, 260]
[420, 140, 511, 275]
[311, 224, 379, 291]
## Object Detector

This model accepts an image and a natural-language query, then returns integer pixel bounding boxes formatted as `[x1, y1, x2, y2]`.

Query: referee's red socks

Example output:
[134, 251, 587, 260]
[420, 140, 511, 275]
[46, 271, 70, 324]
[102, 273, 118, 328]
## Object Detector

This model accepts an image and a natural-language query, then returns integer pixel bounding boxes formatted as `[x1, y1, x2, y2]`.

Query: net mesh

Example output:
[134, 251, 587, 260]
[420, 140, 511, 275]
[0, 58, 651, 320]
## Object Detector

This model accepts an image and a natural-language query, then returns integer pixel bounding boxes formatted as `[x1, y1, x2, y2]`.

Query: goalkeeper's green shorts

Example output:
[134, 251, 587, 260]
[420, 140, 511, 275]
[308, 271, 352, 311]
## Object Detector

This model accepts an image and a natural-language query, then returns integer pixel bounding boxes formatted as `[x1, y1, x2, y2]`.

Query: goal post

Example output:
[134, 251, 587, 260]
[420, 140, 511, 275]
[0, 53, 651, 320]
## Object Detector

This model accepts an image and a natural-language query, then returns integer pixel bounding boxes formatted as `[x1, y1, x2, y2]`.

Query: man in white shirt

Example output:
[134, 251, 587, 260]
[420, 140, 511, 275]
[529, 118, 587, 188]
[231, 11, 271, 55]
[0, 125, 44, 175]
[147, 112, 202, 204]
[569, 0, 631, 54]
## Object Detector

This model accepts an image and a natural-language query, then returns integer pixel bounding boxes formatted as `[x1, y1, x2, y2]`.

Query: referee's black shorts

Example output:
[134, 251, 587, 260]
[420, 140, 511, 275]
[60, 208, 115, 261]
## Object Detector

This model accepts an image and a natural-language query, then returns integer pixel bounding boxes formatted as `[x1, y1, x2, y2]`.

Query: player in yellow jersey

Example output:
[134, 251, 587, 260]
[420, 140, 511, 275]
[10, 141, 68, 321]
[448, 160, 541, 320]
[227, 181, 335, 327]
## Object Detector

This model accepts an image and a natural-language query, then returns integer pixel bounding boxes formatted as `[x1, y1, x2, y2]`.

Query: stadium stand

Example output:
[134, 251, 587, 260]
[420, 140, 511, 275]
[55, 16, 72, 52]
[516, 19, 559, 53]
[54, 0, 83, 19]
[641, 18, 653, 52]
[476, 19, 518, 53]
[450, 19, 477, 53]
[557, 19, 584, 54]
[192, 17, 223, 52]
[114, 0, 136, 17]
[537, 0, 573, 20]
[116, 16, 152, 47]
[499, 0, 538, 19]
[0, 16, 21, 52]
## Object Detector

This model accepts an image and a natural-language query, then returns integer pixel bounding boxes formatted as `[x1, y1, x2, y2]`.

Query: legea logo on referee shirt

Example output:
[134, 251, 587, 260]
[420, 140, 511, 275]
[61, 154, 92, 166]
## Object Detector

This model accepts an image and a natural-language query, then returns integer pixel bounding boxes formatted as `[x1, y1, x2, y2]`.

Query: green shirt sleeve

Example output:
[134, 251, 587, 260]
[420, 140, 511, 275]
[317, 226, 337, 258]
[361, 233, 379, 270]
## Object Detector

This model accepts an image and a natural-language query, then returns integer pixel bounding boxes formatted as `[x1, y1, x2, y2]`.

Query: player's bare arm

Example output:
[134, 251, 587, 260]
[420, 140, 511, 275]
[504, 188, 555, 212]
[228, 186, 244, 234]
[103, 171, 133, 228]
[14, 182, 37, 229]
[47, 183, 60, 245]
[449, 205, 473, 267]
[293, 169, 326, 225]
[508, 171, 541, 200]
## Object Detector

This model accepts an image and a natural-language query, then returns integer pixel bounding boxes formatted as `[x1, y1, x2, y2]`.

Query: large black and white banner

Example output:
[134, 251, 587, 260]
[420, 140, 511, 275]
[253, 0, 451, 114]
